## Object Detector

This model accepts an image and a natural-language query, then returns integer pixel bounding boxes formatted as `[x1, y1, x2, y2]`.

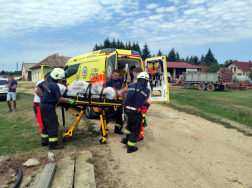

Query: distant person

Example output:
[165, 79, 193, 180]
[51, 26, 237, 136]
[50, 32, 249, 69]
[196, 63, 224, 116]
[104, 68, 131, 134]
[33, 72, 51, 133]
[5, 74, 17, 112]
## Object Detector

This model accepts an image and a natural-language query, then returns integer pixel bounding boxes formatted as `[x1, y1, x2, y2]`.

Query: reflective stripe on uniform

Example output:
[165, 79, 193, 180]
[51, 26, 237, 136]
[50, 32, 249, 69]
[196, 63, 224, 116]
[49, 138, 58, 142]
[115, 124, 121, 127]
[127, 141, 136, 146]
[140, 131, 144, 134]
[41, 134, 48, 138]
[124, 129, 131, 134]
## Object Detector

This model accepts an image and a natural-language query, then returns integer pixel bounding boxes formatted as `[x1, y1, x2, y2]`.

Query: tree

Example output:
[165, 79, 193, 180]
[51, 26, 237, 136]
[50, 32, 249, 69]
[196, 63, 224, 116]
[132, 41, 136, 51]
[223, 60, 229, 67]
[167, 48, 176, 62]
[125, 42, 128, 50]
[199, 54, 205, 65]
[119, 41, 125, 49]
[157, 49, 162, 56]
[93, 44, 99, 51]
[1, 70, 5, 74]
[175, 52, 180, 62]
[205, 63, 225, 73]
[127, 41, 132, 50]
[181, 58, 185, 62]
[185, 56, 189, 63]
[135, 41, 141, 56]
[103, 37, 111, 48]
[142, 43, 151, 60]
[204, 48, 216, 66]
[248, 71, 252, 80]
[111, 38, 116, 48]
[193, 56, 199, 65]
[188, 55, 194, 64]
[116, 39, 120, 48]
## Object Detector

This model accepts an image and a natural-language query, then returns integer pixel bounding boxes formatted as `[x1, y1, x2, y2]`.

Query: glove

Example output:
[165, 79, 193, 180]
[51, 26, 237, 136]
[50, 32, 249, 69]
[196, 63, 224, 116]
[68, 99, 75, 104]
[142, 114, 147, 128]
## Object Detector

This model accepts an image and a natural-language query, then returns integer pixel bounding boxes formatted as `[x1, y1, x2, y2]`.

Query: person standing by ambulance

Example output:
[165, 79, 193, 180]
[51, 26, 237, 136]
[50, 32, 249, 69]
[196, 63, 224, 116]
[5, 74, 17, 112]
[35, 68, 75, 150]
[119, 72, 150, 153]
[33, 72, 50, 133]
[104, 68, 131, 134]
[131, 67, 151, 142]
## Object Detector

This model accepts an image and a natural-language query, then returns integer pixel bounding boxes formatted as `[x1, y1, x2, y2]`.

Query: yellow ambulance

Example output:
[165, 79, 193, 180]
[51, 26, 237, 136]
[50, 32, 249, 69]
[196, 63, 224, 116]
[41, 48, 169, 118]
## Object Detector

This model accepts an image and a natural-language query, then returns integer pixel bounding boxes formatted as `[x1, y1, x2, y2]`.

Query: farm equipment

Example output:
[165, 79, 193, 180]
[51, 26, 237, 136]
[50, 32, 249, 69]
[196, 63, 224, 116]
[228, 81, 252, 90]
[183, 68, 233, 91]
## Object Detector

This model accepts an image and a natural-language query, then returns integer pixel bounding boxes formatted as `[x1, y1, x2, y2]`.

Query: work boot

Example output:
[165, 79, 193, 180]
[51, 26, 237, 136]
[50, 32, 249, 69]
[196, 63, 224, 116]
[49, 142, 64, 150]
[41, 138, 49, 147]
[7, 108, 12, 112]
[127, 145, 138, 153]
[114, 126, 123, 135]
[137, 137, 144, 142]
[121, 133, 130, 145]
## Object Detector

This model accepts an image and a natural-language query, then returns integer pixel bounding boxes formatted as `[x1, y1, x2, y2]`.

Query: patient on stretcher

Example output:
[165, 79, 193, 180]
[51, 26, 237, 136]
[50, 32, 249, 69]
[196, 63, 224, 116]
[57, 80, 118, 100]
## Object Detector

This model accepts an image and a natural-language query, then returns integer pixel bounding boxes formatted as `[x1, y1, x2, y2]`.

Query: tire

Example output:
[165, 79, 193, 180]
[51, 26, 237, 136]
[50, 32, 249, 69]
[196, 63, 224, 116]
[207, 84, 215, 91]
[84, 106, 96, 119]
[198, 83, 206, 91]
[218, 85, 224, 91]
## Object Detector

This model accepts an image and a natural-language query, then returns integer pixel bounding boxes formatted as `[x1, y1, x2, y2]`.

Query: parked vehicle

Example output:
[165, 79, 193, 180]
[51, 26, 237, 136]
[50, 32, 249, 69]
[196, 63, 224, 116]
[183, 68, 233, 91]
[0, 78, 9, 98]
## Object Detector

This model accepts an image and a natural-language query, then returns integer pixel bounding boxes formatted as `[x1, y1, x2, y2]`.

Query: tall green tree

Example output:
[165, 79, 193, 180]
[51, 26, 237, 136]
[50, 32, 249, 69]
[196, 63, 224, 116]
[193, 56, 199, 65]
[127, 41, 132, 50]
[175, 52, 180, 62]
[103, 37, 111, 48]
[119, 41, 125, 49]
[132, 41, 136, 51]
[135, 41, 141, 56]
[157, 49, 162, 56]
[204, 48, 216, 66]
[116, 39, 120, 48]
[142, 43, 151, 60]
[167, 48, 176, 62]
[199, 54, 205, 65]
[205, 63, 225, 73]
[125, 42, 128, 50]
[111, 38, 116, 48]
[185, 56, 189, 63]
[223, 60, 229, 67]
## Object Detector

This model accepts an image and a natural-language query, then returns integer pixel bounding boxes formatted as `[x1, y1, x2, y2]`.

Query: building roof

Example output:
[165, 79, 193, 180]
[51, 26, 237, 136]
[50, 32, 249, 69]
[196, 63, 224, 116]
[30, 53, 71, 70]
[166, 62, 202, 69]
[197, 65, 209, 72]
[226, 60, 252, 71]
[22, 63, 37, 72]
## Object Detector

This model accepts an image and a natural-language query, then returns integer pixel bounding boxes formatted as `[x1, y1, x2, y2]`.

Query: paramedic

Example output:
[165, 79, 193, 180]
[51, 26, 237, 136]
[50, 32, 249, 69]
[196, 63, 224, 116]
[104, 68, 131, 134]
[132, 67, 151, 141]
[35, 68, 75, 150]
[33, 72, 50, 133]
[119, 72, 150, 153]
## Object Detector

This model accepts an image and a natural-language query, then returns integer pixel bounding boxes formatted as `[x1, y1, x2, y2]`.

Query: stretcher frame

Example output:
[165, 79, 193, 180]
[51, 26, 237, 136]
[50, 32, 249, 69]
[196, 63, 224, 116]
[61, 94, 123, 144]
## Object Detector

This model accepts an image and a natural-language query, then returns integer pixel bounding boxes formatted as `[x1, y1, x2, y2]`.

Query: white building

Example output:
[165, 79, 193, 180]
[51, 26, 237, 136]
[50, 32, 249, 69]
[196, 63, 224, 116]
[21, 63, 36, 81]
[30, 53, 71, 82]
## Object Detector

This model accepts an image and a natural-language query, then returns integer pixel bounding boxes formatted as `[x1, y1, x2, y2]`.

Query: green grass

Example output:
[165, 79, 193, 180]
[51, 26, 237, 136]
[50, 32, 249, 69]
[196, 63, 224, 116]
[0, 92, 100, 155]
[168, 86, 252, 129]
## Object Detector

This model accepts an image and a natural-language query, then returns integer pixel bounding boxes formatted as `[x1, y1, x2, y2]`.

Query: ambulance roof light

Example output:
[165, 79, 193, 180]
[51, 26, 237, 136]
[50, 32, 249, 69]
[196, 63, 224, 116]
[100, 48, 116, 53]
[131, 50, 140, 55]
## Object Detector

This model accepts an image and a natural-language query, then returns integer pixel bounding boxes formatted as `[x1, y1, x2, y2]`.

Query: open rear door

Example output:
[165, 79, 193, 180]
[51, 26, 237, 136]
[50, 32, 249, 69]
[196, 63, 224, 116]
[145, 56, 169, 103]
[106, 51, 118, 79]
[41, 65, 54, 79]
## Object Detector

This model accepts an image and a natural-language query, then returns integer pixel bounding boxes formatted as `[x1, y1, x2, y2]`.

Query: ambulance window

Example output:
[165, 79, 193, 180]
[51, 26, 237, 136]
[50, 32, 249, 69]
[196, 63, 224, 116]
[65, 64, 80, 78]
[107, 54, 117, 71]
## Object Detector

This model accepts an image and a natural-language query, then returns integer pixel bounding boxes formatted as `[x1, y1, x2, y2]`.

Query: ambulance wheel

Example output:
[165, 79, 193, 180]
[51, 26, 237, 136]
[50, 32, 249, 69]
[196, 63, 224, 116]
[63, 137, 66, 142]
[85, 106, 96, 119]
[99, 138, 107, 144]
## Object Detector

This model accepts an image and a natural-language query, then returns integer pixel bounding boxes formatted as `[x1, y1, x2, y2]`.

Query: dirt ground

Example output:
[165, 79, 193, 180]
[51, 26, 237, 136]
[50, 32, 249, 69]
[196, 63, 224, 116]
[91, 104, 252, 188]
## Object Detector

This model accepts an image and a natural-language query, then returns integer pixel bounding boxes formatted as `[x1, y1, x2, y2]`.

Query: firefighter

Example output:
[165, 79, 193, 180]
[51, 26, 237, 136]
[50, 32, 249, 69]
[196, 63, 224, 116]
[104, 68, 131, 134]
[33, 72, 50, 133]
[119, 72, 150, 153]
[131, 67, 151, 142]
[35, 68, 75, 150]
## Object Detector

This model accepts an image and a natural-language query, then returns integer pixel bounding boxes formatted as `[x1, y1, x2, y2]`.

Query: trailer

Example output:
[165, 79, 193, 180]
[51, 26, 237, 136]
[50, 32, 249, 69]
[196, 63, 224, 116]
[184, 68, 233, 91]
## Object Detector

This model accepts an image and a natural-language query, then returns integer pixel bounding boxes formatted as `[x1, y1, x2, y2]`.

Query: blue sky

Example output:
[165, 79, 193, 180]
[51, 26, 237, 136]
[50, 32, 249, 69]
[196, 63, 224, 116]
[0, 0, 252, 71]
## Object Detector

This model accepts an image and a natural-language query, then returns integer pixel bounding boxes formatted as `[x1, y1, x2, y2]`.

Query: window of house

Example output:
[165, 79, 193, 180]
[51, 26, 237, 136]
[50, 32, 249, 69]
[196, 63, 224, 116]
[234, 67, 236, 72]
[238, 67, 240, 69]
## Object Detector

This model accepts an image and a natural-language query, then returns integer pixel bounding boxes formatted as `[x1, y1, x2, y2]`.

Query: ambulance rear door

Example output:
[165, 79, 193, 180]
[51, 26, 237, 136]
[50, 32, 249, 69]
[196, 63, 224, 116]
[145, 56, 169, 103]
[41, 65, 54, 79]
[105, 51, 118, 79]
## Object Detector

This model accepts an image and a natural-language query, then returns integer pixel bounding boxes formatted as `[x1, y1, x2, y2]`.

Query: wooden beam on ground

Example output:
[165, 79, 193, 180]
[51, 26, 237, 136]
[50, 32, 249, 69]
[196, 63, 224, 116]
[36, 163, 56, 188]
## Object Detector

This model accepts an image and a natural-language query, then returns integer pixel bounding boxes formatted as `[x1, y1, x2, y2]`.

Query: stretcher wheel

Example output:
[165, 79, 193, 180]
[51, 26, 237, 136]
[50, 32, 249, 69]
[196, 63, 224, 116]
[99, 138, 107, 144]
[63, 137, 66, 142]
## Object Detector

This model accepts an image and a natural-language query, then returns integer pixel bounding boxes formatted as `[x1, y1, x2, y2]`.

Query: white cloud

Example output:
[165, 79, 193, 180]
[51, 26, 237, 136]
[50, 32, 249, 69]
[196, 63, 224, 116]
[148, 14, 165, 20]
[187, 0, 206, 5]
[146, 3, 159, 9]
[156, 6, 177, 13]
[167, 0, 181, 5]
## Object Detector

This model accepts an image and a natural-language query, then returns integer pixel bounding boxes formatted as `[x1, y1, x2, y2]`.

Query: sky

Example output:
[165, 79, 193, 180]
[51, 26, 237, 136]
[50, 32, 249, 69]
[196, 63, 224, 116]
[0, 0, 252, 71]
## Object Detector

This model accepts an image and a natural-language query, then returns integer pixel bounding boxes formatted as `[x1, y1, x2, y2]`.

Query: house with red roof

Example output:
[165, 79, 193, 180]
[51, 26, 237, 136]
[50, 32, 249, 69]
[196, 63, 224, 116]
[197, 65, 209, 73]
[226, 60, 252, 76]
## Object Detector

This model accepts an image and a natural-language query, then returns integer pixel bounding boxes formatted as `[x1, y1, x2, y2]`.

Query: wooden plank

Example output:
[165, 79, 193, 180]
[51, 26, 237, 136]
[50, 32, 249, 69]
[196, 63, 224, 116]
[36, 163, 56, 188]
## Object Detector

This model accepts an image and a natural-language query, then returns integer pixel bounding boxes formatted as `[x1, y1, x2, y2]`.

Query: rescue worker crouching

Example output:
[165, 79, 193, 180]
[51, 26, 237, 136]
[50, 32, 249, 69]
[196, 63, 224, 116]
[35, 68, 75, 150]
[119, 72, 150, 153]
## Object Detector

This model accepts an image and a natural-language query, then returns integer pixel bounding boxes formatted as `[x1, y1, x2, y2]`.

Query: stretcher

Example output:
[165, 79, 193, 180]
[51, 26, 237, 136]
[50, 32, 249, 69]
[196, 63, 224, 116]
[60, 91, 123, 144]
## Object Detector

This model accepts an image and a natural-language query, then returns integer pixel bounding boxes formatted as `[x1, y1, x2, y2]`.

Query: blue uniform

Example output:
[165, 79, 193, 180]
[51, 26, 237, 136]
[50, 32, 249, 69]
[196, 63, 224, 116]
[38, 81, 62, 103]
[7, 80, 17, 92]
[37, 80, 62, 147]
[124, 83, 150, 108]
[104, 77, 126, 90]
